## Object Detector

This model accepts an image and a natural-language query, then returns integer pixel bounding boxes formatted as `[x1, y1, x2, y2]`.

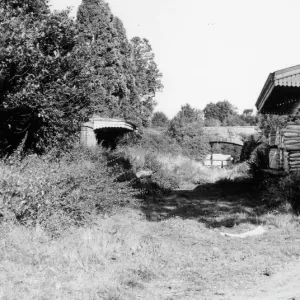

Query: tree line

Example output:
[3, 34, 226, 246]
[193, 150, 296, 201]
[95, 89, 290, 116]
[152, 100, 257, 129]
[0, 0, 163, 155]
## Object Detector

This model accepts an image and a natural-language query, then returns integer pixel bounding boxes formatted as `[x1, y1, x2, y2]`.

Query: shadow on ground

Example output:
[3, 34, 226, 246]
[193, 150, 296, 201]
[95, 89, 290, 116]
[141, 177, 266, 228]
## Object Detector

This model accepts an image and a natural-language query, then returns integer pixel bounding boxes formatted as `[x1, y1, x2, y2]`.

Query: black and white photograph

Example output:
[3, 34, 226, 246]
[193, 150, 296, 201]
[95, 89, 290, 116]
[1, 0, 300, 299]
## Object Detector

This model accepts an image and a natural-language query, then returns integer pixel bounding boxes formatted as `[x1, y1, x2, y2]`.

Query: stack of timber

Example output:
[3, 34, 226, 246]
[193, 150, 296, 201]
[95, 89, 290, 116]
[283, 121, 300, 171]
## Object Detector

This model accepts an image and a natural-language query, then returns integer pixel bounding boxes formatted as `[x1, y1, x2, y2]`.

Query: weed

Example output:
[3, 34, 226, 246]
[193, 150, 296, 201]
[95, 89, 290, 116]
[0, 147, 139, 236]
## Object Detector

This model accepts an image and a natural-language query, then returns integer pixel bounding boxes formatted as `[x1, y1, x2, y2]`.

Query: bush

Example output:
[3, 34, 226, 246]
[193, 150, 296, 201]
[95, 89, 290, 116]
[0, 147, 138, 235]
[261, 173, 300, 213]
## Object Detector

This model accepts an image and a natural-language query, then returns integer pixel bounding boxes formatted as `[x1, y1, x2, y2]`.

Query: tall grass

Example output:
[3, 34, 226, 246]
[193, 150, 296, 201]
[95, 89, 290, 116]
[0, 147, 138, 236]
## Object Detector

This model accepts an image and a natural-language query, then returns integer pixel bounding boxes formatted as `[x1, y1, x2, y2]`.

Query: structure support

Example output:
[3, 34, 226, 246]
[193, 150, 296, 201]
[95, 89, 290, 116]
[80, 126, 97, 147]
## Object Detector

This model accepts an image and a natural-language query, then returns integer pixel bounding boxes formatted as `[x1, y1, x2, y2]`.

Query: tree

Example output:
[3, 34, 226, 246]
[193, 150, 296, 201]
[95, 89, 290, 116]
[167, 104, 208, 158]
[240, 109, 257, 126]
[204, 100, 237, 124]
[77, 0, 133, 119]
[243, 109, 253, 117]
[0, 1, 92, 154]
[172, 104, 204, 125]
[204, 118, 221, 127]
[223, 114, 247, 126]
[151, 111, 169, 128]
[130, 37, 163, 125]
[77, 0, 163, 127]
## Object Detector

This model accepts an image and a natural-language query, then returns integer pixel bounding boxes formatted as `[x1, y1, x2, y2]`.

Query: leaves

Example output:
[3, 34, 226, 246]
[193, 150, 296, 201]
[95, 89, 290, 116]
[0, 3, 92, 154]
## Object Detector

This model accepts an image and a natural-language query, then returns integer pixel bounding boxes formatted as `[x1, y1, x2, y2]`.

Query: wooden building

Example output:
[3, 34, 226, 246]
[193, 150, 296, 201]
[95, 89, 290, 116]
[256, 64, 300, 172]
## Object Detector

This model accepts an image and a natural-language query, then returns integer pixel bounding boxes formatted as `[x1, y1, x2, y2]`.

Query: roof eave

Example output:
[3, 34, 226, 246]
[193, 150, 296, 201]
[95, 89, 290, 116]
[256, 73, 275, 112]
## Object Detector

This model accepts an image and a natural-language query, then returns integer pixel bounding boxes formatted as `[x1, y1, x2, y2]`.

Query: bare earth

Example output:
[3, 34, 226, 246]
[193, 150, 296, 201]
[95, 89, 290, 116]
[231, 261, 300, 300]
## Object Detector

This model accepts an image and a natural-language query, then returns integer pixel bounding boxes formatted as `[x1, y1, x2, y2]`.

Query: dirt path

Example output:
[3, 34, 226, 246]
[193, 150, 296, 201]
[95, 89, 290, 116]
[145, 177, 300, 300]
[230, 261, 300, 300]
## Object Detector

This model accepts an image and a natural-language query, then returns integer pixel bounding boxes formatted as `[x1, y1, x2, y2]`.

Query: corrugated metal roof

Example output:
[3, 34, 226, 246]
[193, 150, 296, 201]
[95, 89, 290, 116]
[82, 117, 136, 131]
[256, 64, 300, 112]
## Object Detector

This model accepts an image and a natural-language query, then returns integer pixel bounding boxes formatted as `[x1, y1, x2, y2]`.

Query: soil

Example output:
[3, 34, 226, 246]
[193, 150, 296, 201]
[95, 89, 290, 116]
[231, 261, 300, 300]
[143, 177, 300, 300]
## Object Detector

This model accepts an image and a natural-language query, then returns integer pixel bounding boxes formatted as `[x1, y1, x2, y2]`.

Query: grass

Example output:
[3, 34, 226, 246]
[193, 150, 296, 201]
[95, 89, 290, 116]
[120, 146, 242, 189]
[2, 146, 300, 299]
[1, 206, 300, 300]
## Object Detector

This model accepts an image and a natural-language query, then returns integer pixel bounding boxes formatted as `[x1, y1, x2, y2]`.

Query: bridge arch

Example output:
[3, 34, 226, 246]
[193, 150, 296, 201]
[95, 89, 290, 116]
[209, 138, 244, 147]
[81, 117, 137, 147]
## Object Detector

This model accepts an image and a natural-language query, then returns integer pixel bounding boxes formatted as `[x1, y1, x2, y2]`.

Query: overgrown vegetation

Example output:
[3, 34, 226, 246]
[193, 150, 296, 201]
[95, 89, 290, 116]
[262, 173, 300, 214]
[0, 147, 138, 235]
[0, 0, 163, 155]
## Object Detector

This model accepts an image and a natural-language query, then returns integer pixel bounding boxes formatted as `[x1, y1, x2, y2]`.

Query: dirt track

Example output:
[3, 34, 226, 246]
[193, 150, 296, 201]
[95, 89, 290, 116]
[145, 177, 300, 300]
[230, 261, 300, 300]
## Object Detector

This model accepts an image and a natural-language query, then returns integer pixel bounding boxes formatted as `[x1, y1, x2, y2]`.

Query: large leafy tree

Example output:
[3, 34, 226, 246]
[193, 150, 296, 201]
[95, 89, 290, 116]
[77, 0, 154, 127]
[130, 37, 163, 124]
[77, 0, 126, 118]
[0, 0, 91, 154]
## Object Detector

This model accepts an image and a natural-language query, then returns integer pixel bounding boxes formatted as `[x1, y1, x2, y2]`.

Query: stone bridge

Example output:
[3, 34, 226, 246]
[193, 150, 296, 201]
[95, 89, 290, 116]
[80, 116, 136, 147]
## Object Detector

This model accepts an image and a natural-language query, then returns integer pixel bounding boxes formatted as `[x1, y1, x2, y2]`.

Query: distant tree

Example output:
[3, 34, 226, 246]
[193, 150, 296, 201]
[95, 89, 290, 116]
[243, 109, 253, 116]
[0, 1, 91, 154]
[240, 109, 257, 126]
[151, 111, 169, 128]
[204, 118, 221, 127]
[258, 114, 288, 138]
[167, 104, 208, 158]
[223, 114, 247, 126]
[172, 104, 204, 125]
[204, 100, 237, 124]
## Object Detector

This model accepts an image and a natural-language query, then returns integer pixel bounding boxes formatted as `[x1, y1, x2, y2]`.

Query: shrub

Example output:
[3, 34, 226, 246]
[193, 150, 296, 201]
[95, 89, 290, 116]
[0, 147, 138, 235]
[261, 172, 300, 213]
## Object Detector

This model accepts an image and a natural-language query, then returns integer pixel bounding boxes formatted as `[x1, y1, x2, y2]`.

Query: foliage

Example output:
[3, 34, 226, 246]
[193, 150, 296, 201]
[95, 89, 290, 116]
[204, 118, 221, 127]
[151, 111, 169, 128]
[171, 103, 204, 126]
[0, 1, 91, 154]
[204, 100, 237, 124]
[240, 134, 266, 162]
[165, 104, 209, 159]
[168, 122, 210, 159]
[0, 0, 163, 156]
[261, 173, 300, 213]
[119, 128, 181, 156]
[142, 152, 179, 193]
[0, 147, 138, 235]
[258, 114, 288, 138]
[77, 0, 139, 123]
[240, 109, 257, 125]
[223, 114, 248, 126]
[204, 101, 257, 126]
[131, 37, 163, 125]
[77, 1, 163, 127]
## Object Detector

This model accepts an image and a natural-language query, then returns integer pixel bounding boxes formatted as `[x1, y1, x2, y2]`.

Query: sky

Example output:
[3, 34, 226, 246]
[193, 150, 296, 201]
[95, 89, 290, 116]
[49, 0, 300, 117]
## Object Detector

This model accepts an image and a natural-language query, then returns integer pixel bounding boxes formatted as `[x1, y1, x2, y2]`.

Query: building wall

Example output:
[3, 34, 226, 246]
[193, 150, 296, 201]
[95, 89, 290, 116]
[80, 126, 97, 147]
